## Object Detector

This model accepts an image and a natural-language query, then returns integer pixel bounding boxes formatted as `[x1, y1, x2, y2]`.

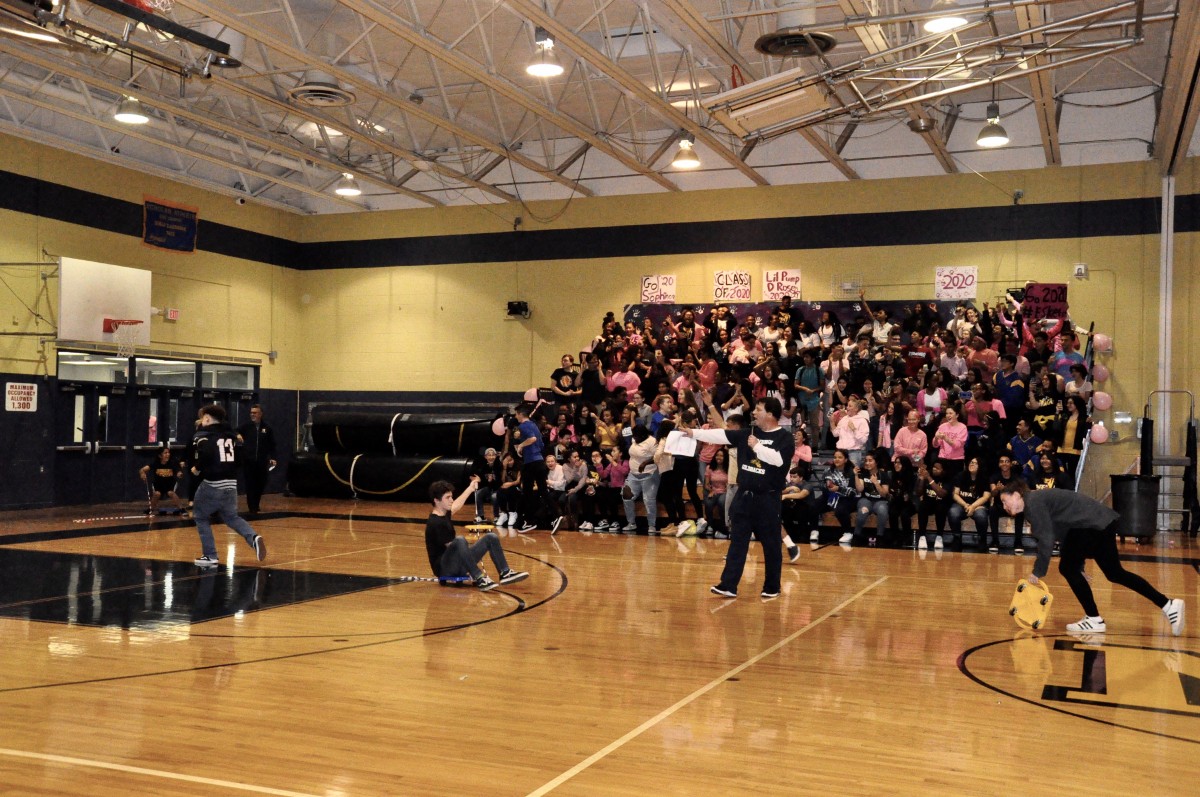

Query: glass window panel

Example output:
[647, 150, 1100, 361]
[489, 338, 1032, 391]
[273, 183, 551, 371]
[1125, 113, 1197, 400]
[97, 395, 109, 443]
[72, 395, 85, 444]
[201, 363, 255, 390]
[136, 358, 197, 387]
[57, 352, 128, 384]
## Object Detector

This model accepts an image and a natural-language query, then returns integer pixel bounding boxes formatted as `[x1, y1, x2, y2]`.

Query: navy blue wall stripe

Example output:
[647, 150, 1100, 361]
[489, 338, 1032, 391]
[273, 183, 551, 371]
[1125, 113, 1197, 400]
[2, 166, 1197, 270]
[0, 169, 297, 267]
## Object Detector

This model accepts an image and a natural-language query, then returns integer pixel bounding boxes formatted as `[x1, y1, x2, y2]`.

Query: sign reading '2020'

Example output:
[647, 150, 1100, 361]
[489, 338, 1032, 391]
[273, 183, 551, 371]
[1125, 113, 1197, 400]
[714, 270, 751, 301]
[935, 266, 978, 300]
[763, 269, 801, 301]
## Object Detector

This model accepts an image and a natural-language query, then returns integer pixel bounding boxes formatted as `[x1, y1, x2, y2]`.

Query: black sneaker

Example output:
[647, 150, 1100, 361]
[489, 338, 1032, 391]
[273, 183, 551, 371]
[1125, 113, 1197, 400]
[499, 569, 529, 585]
[194, 555, 219, 567]
[475, 575, 498, 592]
[710, 585, 737, 598]
[550, 516, 563, 535]
[253, 535, 267, 562]
[787, 545, 800, 563]
[519, 522, 537, 533]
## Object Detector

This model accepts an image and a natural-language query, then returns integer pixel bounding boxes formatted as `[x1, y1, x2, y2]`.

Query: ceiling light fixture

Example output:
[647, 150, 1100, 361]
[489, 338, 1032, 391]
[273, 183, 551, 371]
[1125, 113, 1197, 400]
[923, 0, 970, 34]
[671, 134, 700, 169]
[333, 173, 362, 196]
[976, 101, 1009, 148]
[526, 26, 564, 77]
[113, 96, 149, 124]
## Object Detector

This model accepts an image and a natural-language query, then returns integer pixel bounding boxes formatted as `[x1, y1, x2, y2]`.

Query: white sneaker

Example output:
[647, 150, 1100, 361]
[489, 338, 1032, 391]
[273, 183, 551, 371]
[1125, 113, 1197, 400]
[1163, 598, 1185, 637]
[495, 512, 508, 527]
[918, 536, 928, 550]
[695, 518, 709, 536]
[1065, 616, 1106, 633]
[474, 515, 485, 523]
[580, 521, 593, 530]
[838, 532, 852, 544]
[508, 516, 519, 528]
[809, 530, 819, 542]
[934, 535, 944, 550]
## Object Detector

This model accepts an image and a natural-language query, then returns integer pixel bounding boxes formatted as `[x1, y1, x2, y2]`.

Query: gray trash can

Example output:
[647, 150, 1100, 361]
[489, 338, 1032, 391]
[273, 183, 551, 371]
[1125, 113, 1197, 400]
[1110, 474, 1159, 543]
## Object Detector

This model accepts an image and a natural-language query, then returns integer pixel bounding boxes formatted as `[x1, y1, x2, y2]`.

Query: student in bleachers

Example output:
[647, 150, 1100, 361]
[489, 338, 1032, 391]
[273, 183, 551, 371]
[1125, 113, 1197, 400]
[598, 447, 628, 531]
[825, 448, 859, 544]
[889, 456, 919, 546]
[915, 459, 951, 550]
[703, 448, 730, 539]
[1029, 448, 1070, 490]
[852, 449, 891, 547]
[948, 455, 992, 550]
[987, 452, 1025, 553]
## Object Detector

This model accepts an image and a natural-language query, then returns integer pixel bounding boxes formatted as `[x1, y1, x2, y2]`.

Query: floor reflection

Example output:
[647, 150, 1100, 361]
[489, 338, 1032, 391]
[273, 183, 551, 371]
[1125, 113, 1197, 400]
[0, 548, 396, 629]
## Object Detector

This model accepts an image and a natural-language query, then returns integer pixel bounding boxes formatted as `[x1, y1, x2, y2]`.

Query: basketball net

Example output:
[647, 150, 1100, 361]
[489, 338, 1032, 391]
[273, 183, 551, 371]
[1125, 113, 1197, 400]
[112, 320, 144, 358]
[124, 0, 174, 14]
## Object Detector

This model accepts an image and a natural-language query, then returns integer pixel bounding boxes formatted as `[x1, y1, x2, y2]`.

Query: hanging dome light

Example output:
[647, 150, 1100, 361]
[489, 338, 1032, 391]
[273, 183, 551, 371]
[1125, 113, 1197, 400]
[976, 102, 1009, 148]
[113, 96, 149, 124]
[526, 27, 564, 77]
[924, 0, 970, 34]
[333, 173, 362, 196]
[671, 135, 700, 169]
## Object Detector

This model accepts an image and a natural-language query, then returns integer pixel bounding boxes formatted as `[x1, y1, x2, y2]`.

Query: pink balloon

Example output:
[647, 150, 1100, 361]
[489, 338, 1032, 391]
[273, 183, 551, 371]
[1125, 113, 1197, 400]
[1092, 363, 1109, 382]
[491, 417, 506, 436]
[1093, 333, 1112, 353]
[1090, 425, 1110, 444]
[523, 388, 539, 402]
[1092, 391, 1113, 411]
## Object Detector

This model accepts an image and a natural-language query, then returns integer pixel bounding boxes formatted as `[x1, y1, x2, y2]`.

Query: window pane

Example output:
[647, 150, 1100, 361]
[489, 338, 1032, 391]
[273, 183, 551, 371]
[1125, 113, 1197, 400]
[201, 363, 255, 390]
[57, 352, 128, 384]
[136, 358, 197, 387]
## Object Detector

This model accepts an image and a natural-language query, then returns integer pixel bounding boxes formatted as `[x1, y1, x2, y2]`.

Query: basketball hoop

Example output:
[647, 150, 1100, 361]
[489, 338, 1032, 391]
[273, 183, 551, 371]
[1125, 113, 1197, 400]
[123, 0, 175, 13]
[105, 319, 144, 358]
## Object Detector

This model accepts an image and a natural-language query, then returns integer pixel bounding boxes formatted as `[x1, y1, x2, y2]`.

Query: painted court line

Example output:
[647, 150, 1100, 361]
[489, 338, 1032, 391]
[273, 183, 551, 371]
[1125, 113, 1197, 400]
[524, 575, 889, 797]
[0, 747, 321, 797]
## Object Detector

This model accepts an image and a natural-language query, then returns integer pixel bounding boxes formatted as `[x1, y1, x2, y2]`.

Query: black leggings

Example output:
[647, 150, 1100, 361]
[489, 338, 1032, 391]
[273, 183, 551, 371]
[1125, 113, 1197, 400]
[1059, 521, 1168, 617]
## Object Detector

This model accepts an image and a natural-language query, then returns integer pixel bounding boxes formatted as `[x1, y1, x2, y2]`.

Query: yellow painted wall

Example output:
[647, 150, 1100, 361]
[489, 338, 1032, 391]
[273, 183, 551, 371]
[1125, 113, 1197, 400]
[0, 129, 1195, 494]
[0, 133, 302, 388]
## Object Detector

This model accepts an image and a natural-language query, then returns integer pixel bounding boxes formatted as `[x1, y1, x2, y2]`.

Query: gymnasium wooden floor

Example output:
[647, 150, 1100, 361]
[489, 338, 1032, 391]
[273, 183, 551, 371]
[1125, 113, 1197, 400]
[0, 497, 1195, 796]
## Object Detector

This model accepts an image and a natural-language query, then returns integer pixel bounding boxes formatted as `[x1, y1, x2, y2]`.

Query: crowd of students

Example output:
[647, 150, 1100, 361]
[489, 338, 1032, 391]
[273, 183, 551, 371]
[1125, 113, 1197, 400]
[471, 291, 1096, 551]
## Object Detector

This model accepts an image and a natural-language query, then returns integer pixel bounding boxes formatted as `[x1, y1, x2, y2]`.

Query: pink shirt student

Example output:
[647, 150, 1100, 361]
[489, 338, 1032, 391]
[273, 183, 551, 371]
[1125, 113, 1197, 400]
[893, 424, 929, 463]
[607, 367, 642, 394]
[606, 457, 630, 489]
[791, 444, 813, 465]
[932, 409, 969, 461]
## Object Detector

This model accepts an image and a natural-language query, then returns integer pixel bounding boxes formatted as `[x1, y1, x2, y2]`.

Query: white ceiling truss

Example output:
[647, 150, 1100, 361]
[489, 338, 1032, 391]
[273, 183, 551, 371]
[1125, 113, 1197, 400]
[0, 0, 1191, 215]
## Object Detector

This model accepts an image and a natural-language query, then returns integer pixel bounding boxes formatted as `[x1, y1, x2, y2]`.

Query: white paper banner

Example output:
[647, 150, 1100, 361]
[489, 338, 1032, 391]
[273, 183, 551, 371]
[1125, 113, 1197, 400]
[935, 266, 978, 299]
[714, 270, 751, 301]
[763, 269, 801, 301]
[640, 274, 676, 304]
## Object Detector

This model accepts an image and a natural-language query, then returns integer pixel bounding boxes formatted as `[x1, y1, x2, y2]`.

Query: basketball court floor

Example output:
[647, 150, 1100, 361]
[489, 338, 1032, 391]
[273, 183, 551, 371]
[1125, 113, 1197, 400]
[0, 497, 1194, 795]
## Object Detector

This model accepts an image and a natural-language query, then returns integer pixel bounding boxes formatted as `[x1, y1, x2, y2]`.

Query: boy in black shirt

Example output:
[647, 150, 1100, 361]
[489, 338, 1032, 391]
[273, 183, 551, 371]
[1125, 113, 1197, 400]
[139, 446, 188, 517]
[425, 477, 528, 591]
[190, 404, 266, 568]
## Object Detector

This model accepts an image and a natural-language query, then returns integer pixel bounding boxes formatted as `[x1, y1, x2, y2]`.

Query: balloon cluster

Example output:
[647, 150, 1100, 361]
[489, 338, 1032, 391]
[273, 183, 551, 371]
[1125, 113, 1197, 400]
[1088, 331, 1114, 443]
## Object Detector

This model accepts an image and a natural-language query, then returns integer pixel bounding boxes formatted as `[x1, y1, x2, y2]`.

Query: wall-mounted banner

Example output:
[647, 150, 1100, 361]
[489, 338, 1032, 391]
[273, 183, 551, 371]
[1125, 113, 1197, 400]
[714, 270, 751, 301]
[640, 274, 676, 304]
[143, 195, 198, 253]
[1022, 282, 1069, 320]
[935, 266, 978, 300]
[5, 383, 36, 412]
[763, 269, 801, 301]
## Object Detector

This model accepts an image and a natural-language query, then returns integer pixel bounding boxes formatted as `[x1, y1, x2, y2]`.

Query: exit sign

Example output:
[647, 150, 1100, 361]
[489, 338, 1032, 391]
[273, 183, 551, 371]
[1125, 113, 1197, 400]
[164, 307, 181, 322]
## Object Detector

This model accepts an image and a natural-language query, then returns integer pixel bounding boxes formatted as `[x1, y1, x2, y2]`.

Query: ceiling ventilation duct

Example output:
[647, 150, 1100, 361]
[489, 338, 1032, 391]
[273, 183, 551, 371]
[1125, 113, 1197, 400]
[703, 65, 830, 140]
[754, 4, 836, 58]
[196, 20, 245, 68]
[287, 70, 356, 107]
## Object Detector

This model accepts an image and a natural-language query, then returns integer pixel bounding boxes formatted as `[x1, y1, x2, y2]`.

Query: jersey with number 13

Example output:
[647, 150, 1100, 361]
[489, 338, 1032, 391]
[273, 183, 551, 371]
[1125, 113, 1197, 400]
[192, 424, 240, 489]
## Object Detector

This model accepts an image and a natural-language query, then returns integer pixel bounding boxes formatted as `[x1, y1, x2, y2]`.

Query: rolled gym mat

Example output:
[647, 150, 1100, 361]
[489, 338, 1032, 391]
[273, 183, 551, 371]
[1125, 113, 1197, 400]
[310, 407, 505, 455]
[287, 452, 473, 502]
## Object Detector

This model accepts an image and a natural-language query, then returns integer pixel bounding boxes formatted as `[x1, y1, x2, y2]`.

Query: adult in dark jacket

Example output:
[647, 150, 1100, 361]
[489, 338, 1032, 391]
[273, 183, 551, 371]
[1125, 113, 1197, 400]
[236, 404, 277, 514]
[999, 482, 1184, 635]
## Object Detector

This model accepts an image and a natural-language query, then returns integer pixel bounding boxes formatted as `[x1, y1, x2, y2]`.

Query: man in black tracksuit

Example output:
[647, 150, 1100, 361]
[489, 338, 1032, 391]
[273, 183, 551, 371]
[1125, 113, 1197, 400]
[237, 404, 277, 514]
[191, 404, 267, 568]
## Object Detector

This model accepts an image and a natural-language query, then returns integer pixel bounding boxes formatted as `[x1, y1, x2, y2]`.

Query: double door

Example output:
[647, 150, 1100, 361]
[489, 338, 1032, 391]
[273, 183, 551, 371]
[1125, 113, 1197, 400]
[54, 384, 255, 505]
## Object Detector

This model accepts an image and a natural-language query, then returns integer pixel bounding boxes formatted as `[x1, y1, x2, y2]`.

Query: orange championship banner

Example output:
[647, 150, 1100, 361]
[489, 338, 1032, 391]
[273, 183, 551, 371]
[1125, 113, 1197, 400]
[143, 195, 199, 253]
